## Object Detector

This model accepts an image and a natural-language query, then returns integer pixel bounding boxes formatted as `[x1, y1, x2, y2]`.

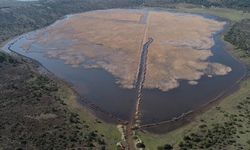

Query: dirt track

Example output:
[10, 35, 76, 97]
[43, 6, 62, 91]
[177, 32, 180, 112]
[125, 37, 153, 150]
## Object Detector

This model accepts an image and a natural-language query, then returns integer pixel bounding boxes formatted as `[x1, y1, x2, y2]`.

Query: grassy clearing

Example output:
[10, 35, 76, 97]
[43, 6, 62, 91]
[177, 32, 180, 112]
[224, 41, 250, 65]
[138, 78, 250, 149]
[231, 48, 250, 65]
[57, 84, 121, 149]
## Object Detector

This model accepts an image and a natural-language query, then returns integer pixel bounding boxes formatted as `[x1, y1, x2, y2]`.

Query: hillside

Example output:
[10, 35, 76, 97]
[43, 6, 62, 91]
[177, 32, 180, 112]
[144, 0, 250, 11]
[225, 19, 250, 64]
[0, 0, 141, 43]
[1, 0, 250, 149]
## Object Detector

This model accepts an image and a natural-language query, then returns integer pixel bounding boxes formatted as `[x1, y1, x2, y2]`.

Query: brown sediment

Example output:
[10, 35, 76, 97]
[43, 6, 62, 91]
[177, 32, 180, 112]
[4, 9, 248, 148]
[144, 11, 231, 91]
[20, 9, 231, 92]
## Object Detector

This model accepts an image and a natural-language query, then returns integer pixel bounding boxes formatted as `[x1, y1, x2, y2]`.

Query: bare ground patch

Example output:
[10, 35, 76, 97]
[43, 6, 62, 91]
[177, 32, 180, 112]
[21, 9, 231, 91]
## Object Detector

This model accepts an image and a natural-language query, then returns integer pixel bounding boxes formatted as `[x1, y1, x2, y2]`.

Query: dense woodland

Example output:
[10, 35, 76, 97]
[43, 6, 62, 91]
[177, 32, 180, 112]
[225, 19, 250, 57]
[0, 53, 107, 149]
[0, 0, 250, 149]
[144, 0, 250, 10]
[0, 0, 142, 43]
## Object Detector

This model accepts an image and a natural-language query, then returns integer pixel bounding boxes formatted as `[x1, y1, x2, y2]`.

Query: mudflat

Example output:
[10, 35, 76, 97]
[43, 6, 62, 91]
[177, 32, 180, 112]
[21, 9, 231, 91]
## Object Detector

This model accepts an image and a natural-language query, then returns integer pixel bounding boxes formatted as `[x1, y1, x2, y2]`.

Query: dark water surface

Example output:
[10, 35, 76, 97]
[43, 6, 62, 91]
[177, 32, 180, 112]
[3, 10, 246, 125]
[140, 27, 246, 124]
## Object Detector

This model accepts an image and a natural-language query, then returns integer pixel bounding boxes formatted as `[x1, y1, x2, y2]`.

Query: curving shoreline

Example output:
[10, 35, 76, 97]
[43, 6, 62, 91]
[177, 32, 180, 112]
[5, 35, 127, 125]
[139, 21, 248, 133]
[2, 8, 248, 135]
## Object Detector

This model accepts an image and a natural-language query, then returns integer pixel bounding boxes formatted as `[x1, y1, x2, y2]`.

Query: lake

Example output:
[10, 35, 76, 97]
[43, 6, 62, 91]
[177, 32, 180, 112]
[3, 9, 246, 126]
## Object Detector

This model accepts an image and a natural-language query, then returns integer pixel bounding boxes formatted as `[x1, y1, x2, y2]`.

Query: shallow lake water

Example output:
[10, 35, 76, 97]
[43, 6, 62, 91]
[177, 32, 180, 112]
[3, 9, 246, 125]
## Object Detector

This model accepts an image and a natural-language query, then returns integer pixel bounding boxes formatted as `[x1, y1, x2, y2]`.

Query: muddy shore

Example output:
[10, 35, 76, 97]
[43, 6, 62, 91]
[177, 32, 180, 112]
[2, 8, 247, 134]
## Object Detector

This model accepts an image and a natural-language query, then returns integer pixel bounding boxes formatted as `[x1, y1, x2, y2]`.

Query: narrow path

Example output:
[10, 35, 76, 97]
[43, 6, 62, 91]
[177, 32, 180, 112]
[133, 11, 151, 125]
[124, 12, 153, 149]
[125, 37, 153, 150]
[134, 37, 153, 127]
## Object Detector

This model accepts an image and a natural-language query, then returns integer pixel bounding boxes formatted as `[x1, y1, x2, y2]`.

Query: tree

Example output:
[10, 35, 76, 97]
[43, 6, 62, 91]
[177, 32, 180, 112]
[163, 144, 173, 150]
[136, 142, 146, 148]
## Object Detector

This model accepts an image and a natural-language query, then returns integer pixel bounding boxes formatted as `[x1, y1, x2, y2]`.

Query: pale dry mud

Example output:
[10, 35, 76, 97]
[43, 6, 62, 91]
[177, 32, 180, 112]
[21, 9, 231, 91]
[145, 12, 231, 91]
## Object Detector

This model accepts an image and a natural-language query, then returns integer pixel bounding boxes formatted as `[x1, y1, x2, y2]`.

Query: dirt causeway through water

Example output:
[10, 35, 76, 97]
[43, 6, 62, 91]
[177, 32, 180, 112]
[3, 8, 246, 126]
[134, 37, 153, 126]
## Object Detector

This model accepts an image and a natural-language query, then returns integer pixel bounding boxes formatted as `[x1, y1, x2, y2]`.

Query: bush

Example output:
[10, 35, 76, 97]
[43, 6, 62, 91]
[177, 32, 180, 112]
[225, 19, 250, 55]
[163, 144, 173, 150]
[136, 142, 145, 148]
[158, 144, 173, 150]
[247, 140, 250, 145]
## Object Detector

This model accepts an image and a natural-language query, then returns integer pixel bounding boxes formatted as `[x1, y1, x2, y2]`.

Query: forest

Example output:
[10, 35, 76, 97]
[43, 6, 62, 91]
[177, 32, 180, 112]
[0, 0, 141, 43]
[225, 19, 250, 56]
[1, 0, 250, 149]
[144, 0, 250, 10]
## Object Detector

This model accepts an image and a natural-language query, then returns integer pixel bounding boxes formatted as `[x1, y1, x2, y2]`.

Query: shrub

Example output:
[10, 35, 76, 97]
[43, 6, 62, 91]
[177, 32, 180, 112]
[163, 144, 173, 150]
[247, 140, 250, 145]
[136, 142, 145, 148]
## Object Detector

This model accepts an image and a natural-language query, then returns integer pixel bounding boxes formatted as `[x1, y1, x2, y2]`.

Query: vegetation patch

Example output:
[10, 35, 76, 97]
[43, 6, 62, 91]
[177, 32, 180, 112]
[0, 0, 141, 43]
[138, 78, 250, 149]
[1, 0, 250, 149]
[0, 55, 108, 149]
[225, 19, 250, 64]
[137, 8, 250, 149]
[144, 0, 250, 11]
